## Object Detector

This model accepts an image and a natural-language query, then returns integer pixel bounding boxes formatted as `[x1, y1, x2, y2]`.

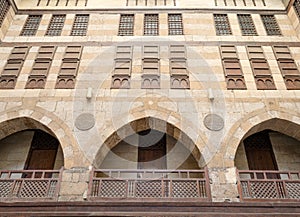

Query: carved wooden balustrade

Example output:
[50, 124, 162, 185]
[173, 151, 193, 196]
[0, 169, 62, 201]
[88, 168, 211, 201]
[237, 170, 300, 201]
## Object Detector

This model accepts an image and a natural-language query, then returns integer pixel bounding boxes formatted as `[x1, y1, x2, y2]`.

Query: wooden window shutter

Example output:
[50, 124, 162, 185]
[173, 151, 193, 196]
[55, 46, 82, 89]
[169, 45, 189, 89]
[0, 46, 30, 89]
[26, 46, 56, 89]
[247, 46, 276, 90]
[142, 45, 160, 89]
[220, 45, 246, 89]
[273, 46, 300, 90]
[111, 46, 132, 89]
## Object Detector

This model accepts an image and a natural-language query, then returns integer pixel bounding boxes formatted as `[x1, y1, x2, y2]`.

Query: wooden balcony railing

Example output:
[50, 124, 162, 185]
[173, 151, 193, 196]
[88, 168, 211, 201]
[237, 170, 300, 201]
[0, 169, 62, 201]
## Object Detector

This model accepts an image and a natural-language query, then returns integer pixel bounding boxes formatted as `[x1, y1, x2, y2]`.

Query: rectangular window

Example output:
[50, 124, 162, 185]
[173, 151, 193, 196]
[273, 46, 300, 90]
[142, 46, 160, 88]
[56, 46, 82, 89]
[261, 15, 281, 36]
[20, 15, 42, 36]
[46, 14, 66, 36]
[168, 14, 183, 35]
[169, 45, 189, 89]
[247, 46, 276, 90]
[214, 14, 232, 35]
[26, 46, 56, 89]
[118, 14, 134, 36]
[111, 46, 132, 89]
[237, 14, 257, 36]
[0, 46, 30, 89]
[220, 45, 246, 89]
[70, 14, 89, 36]
[0, 0, 10, 27]
[144, 14, 159, 36]
[294, 0, 300, 19]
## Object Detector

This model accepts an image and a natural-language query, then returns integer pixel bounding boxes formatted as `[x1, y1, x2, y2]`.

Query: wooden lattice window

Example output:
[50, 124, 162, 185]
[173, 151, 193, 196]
[56, 46, 82, 89]
[168, 14, 183, 35]
[142, 46, 160, 88]
[273, 46, 300, 90]
[220, 45, 246, 89]
[214, 14, 232, 35]
[294, 0, 300, 20]
[0, 46, 30, 89]
[20, 15, 42, 36]
[237, 14, 257, 36]
[169, 45, 189, 89]
[247, 46, 276, 90]
[118, 14, 134, 36]
[26, 46, 56, 89]
[46, 14, 66, 36]
[261, 15, 281, 36]
[144, 14, 159, 36]
[0, 0, 10, 27]
[111, 46, 132, 89]
[70, 14, 89, 36]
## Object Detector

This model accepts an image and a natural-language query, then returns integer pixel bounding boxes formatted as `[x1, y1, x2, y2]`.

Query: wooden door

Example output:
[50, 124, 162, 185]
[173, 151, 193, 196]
[138, 130, 166, 170]
[24, 130, 59, 171]
[244, 130, 278, 178]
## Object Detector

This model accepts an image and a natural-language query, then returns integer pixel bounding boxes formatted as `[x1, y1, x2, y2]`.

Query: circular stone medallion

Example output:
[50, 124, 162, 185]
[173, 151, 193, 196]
[75, 113, 95, 131]
[203, 114, 224, 131]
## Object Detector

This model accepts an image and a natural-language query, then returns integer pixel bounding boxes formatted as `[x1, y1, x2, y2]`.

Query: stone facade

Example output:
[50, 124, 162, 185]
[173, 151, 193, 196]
[0, 0, 299, 210]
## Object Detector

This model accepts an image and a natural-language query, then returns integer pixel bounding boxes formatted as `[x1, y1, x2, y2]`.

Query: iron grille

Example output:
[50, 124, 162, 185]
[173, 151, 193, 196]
[46, 14, 66, 36]
[294, 0, 300, 19]
[144, 14, 159, 36]
[118, 14, 134, 36]
[70, 14, 89, 36]
[214, 14, 232, 35]
[168, 14, 183, 35]
[237, 14, 257, 36]
[0, 0, 10, 27]
[261, 15, 281, 36]
[20, 15, 42, 36]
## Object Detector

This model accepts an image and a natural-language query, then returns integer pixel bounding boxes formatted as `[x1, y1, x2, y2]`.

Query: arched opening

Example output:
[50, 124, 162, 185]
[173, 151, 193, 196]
[234, 118, 300, 200]
[90, 117, 210, 200]
[0, 129, 63, 171]
[99, 129, 201, 171]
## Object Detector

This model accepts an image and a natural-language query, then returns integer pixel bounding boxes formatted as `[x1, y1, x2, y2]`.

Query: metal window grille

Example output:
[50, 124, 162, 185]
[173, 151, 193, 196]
[70, 14, 89, 36]
[0, 0, 10, 27]
[20, 15, 42, 36]
[144, 14, 159, 36]
[168, 14, 183, 35]
[237, 14, 257, 36]
[46, 14, 66, 36]
[261, 15, 281, 36]
[118, 14, 134, 36]
[214, 14, 232, 35]
[294, 0, 300, 19]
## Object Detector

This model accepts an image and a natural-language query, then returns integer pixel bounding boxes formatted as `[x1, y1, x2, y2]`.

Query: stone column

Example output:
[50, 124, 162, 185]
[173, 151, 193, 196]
[208, 167, 240, 202]
[58, 167, 90, 201]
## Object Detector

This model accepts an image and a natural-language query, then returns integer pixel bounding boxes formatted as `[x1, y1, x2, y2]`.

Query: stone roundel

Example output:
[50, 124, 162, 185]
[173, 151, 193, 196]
[204, 114, 224, 131]
[75, 113, 95, 131]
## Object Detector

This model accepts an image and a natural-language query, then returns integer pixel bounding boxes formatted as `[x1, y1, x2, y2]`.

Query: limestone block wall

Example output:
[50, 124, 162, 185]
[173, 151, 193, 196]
[0, 6, 15, 40]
